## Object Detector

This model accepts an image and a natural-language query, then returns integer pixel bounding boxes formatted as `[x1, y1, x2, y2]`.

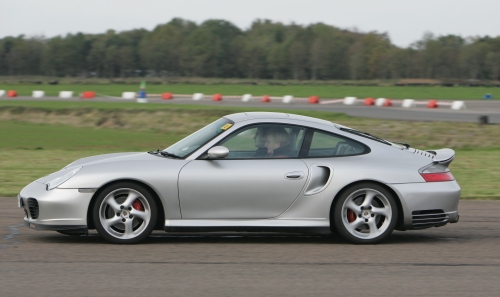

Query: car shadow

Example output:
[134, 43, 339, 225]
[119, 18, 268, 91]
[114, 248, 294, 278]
[28, 230, 456, 245]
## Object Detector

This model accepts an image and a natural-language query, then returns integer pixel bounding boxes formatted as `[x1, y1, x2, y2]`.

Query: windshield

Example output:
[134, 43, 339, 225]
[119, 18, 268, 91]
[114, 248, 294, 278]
[163, 118, 234, 158]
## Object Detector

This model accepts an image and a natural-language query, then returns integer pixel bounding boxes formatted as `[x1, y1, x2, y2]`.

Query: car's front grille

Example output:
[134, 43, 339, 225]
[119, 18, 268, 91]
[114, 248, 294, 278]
[27, 198, 39, 219]
[412, 209, 449, 227]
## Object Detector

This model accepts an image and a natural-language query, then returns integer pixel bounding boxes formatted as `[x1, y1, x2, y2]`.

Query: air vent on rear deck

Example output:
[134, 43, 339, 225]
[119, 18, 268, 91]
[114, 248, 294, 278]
[412, 209, 448, 227]
[27, 198, 39, 219]
[412, 149, 433, 158]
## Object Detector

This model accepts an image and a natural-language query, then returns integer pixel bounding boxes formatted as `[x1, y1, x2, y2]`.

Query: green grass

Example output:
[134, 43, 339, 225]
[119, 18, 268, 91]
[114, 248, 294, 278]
[0, 120, 177, 151]
[451, 149, 500, 199]
[1, 83, 499, 100]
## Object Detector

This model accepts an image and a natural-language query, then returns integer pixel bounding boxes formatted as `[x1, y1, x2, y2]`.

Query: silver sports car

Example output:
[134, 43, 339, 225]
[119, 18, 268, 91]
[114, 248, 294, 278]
[18, 112, 460, 244]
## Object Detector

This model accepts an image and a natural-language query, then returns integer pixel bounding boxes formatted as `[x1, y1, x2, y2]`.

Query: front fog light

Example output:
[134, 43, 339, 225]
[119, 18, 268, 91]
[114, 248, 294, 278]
[45, 167, 82, 190]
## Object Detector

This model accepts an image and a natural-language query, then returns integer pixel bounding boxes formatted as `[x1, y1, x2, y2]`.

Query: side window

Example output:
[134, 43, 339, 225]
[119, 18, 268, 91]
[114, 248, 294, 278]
[306, 130, 366, 158]
[219, 124, 306, 159]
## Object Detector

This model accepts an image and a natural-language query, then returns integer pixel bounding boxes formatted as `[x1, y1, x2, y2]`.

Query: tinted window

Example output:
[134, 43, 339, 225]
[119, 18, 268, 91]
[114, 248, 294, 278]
[305, 130, 367, 158]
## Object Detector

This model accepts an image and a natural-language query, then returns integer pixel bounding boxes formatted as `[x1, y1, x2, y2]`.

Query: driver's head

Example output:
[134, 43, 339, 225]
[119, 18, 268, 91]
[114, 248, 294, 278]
[253, 127, 270, 148]
[265, 128, 291, 154]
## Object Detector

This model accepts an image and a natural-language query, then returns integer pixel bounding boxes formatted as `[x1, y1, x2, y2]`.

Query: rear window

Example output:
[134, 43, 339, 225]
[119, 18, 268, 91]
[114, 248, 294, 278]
[304, 130, 368, 158]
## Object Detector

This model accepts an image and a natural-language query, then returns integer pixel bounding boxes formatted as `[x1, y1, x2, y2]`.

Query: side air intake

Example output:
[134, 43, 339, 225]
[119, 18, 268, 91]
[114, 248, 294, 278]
[27, 198, 39, 219]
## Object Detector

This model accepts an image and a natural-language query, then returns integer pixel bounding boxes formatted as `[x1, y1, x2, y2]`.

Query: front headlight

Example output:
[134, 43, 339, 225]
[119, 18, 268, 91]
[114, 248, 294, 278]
[45, 167, 82, 190]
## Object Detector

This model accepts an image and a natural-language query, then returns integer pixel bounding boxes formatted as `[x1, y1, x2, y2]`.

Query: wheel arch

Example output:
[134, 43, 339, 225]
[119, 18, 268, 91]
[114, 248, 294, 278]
[329, 180, 405, 232]
[87, 179, 165, 230]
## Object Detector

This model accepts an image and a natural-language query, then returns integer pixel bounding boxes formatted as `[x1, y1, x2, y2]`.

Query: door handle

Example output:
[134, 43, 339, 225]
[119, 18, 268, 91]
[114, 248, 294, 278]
[285, 171, 305, 179]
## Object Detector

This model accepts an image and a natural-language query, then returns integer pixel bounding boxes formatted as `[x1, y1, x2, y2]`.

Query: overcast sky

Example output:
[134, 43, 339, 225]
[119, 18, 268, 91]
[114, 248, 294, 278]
[1, 0, 499, 47]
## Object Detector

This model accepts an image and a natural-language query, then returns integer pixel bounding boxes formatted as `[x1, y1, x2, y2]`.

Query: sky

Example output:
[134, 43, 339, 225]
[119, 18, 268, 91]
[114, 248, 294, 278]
[1, 0, 500, 47]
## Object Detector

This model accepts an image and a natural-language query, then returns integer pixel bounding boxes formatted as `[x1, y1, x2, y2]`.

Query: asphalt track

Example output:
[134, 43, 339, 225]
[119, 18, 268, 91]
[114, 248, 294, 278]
[2, 96, 500, 123]
[1, 198, 499, 296]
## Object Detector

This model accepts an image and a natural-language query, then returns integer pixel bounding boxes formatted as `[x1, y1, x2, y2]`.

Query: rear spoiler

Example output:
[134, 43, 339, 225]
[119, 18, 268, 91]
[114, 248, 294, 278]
[426, 148, 455, 167]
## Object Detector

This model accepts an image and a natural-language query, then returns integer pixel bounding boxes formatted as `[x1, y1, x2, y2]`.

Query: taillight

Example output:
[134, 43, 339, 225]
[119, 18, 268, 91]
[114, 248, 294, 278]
[419, 163, 455, 182]
[420, 172, 454, 182]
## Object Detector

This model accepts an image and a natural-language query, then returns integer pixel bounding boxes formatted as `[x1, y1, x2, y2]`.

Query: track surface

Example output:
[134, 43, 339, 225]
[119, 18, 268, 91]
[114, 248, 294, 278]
[1, 198, 499, 296]
[2, 97, 500, 123]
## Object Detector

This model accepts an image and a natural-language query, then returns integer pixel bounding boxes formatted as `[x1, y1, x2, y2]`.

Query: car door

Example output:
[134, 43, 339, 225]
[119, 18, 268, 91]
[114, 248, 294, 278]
[178, 124, 309, 219]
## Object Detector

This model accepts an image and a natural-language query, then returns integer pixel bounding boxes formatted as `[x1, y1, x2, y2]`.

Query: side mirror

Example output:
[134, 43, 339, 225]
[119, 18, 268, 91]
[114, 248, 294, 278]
[207, 146, 229, 159]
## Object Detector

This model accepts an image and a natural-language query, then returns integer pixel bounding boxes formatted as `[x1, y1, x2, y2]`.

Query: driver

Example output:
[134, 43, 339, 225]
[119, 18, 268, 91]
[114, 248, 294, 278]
[265, 128, 292, 158]
[253, 126, 270, 157]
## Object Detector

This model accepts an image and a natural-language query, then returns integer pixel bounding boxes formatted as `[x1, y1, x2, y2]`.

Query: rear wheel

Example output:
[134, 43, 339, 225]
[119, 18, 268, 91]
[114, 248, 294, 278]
[92, 182, 157, 244]
[333, 183, 397, 244]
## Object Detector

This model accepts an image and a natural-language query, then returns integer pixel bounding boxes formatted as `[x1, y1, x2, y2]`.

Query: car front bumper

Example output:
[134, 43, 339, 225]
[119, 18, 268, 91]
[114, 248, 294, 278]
[18, 181, 94, 230]
[390, 180, 461, 230]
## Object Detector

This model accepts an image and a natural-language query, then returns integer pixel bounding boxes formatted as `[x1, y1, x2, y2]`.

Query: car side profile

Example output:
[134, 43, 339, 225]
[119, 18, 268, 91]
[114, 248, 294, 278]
[18, 112, 460, 244]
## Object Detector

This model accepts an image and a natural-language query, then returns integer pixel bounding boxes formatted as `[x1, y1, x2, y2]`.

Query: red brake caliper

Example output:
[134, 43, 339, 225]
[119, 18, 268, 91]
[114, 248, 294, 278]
[132, 199, 144, 211]
[347, 209, 356, 223]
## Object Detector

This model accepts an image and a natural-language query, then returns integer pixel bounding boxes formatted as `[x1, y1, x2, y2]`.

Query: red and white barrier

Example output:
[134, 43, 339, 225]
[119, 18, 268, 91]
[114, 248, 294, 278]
[162, 93, 173, 100]
[375, 98, 386, 106]
[308, 96, 319, 104]
[364, 98, 375, 105]
[242, 94, 252, 102]
[427, 100, 438, 108]
[1, 88, 471, 112]
[81, 91, 95, 99]
[122, 92, 136, 99]
[401, 99, 415, 108]
[213, 94, 223, 101]
[283, 95, 294, 104]
[32, 91, 45, 98]
[59, 91, 73, 98]
[451, 101, 466, 110]
[344, 97, 357, 105]
[193, 93, 204, 101]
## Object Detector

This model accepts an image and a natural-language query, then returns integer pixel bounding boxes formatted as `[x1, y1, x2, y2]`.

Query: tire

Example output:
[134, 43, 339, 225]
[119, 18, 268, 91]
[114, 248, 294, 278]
[333, 183, 398, 244]
[92, 182, 157, 244]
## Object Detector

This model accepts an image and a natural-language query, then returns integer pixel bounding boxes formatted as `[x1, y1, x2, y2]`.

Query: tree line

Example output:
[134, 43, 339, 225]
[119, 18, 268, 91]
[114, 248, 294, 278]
[2, 18, 500, 80]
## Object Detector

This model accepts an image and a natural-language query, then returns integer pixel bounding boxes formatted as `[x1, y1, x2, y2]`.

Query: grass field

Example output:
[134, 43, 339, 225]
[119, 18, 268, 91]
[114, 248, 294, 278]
[0, 100, 499, 198]
[1, 83, 500, 100]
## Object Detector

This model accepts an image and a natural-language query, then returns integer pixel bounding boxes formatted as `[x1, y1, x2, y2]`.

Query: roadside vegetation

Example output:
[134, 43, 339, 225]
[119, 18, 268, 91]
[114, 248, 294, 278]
[0, 100, 498, 198]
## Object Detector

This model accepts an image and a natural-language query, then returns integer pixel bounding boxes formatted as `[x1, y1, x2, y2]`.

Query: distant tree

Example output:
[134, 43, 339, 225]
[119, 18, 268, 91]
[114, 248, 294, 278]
[139, 18, 196, 76]
[460, 40, 488, 79]
[182, 19, 242, 77]
[3, 17, 500, 81]
[486, 51, 500, 80]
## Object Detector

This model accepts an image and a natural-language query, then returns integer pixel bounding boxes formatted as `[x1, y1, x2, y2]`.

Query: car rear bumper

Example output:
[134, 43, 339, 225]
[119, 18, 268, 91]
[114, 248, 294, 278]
[18, 181, 93, 229]
[389, 180, 461, 230]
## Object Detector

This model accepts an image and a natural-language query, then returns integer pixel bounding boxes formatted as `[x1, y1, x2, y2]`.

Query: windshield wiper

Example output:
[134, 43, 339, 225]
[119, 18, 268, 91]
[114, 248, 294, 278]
[148, 148, 183, 159]
[159, 151, 183, 159]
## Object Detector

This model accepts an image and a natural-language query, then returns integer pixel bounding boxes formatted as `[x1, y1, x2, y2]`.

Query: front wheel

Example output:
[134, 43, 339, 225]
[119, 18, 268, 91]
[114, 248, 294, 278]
[333, 183, 398, 244]
[92, 182, 157, 244]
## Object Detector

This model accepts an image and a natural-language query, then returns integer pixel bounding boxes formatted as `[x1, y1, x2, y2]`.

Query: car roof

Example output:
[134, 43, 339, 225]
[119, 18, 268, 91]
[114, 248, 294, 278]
[225, 112, 335, 127]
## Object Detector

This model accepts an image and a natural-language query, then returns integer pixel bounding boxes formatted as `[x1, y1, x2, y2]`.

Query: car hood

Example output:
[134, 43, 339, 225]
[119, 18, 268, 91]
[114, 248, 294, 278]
[63, 152, 144, 169]
[34, 152, 147, 184]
